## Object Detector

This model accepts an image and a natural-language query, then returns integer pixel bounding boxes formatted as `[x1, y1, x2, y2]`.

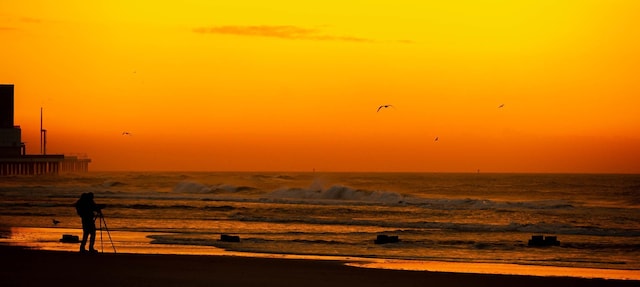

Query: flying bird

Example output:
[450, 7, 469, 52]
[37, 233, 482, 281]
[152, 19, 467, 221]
[52, 219, 60, 226]
[122, 132, 132, 136]
[377, 105, 394, 112]
[434, 137, 439, 142]
[498, 104, 504, 108]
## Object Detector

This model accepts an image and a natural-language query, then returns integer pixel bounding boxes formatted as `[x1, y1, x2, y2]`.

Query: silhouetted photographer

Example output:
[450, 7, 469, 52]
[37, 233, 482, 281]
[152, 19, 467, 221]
[75, 192, 106, 253]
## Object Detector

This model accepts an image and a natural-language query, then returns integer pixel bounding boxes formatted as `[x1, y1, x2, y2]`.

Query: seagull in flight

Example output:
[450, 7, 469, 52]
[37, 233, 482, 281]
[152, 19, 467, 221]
[434, 137, 439, 142]
[52, 219, 60, 226]
[377, 105, 394, 112]
[122, 132, 132, 136]
[498, 104, 504, 108]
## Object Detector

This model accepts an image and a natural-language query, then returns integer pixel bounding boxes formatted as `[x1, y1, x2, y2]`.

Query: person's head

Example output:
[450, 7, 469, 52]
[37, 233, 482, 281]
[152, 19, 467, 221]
[79, 192, 94, 201]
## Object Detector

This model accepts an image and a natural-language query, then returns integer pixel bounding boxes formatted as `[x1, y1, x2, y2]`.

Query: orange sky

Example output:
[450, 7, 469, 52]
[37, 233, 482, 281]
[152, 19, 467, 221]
[1, 1, 639, 173]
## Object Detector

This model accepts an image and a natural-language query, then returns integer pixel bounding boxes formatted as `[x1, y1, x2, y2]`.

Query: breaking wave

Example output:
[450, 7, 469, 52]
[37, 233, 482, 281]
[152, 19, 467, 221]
[172, 181, 257, 194]
[266, 185, 405, 204]
[101, 180, 125, 187]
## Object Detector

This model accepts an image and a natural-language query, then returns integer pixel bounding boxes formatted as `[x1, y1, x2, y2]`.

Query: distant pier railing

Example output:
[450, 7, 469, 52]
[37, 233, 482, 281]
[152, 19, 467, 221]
[0, 155, 91, 176]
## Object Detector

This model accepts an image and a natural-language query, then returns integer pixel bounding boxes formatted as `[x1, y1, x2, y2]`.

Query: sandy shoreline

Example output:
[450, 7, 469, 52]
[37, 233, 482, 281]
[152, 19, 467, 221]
[1, 245, 638, 287]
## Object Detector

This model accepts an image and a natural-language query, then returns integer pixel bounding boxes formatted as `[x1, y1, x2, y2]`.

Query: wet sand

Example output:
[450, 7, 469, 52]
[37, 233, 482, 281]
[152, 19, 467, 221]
[1, 245, 637, 287]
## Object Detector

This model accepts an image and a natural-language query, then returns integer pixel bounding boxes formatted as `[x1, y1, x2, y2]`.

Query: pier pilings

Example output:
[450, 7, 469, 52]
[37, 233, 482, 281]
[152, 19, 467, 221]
[0, 155, 90, 176]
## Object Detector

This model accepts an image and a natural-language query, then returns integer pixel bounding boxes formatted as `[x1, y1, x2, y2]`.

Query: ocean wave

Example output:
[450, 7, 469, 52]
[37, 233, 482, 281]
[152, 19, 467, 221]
[173, 181, 214, 193]
[266, 185, 405, 204]
[173, 181, 257, 194]
[410, 198, 575, 211]
[0, 211, 57, 217]
[101, 180, 125, 187]
[0, 202, 74, 209]
[103, 203, 235, 212]
[428, 221, 640, 237]
[263, 183, 579, 210]
[228, 212, 640, 238]
[203, 205, 235, 211]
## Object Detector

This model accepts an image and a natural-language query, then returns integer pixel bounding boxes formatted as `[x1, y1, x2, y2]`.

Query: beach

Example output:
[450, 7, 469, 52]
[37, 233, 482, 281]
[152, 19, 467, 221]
[1, 245, 638, 287]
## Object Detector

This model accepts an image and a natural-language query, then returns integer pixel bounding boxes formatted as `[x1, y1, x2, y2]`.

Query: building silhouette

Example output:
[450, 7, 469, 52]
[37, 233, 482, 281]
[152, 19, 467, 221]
[0, 84, 91, 175]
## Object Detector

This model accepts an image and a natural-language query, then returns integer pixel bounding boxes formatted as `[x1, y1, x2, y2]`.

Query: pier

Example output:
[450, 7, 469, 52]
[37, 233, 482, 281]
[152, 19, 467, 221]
[0, 84, 91, 175]
[0, 155, 91, 176]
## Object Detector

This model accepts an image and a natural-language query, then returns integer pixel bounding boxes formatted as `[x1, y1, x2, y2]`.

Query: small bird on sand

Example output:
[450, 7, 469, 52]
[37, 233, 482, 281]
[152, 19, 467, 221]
[377, 105, 394, 112]
[52, 219, 60, 226]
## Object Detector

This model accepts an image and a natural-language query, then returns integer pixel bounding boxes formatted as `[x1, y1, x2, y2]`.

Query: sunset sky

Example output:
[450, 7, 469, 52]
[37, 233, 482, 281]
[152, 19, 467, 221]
[1, 1, 639, 173]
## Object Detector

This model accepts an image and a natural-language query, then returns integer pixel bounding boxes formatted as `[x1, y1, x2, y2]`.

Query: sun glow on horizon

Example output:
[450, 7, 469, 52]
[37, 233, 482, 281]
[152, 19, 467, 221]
[1, 1, 639, 172]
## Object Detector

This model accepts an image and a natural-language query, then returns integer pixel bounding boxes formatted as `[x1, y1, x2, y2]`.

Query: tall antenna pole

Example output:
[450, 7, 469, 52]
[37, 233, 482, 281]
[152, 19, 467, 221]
[40, 107, 43, 155]
[40, 107, 46, 155]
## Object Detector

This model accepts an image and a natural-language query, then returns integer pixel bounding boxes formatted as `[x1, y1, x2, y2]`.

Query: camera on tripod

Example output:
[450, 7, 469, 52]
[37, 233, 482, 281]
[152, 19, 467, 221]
[95, 204, 107, 215]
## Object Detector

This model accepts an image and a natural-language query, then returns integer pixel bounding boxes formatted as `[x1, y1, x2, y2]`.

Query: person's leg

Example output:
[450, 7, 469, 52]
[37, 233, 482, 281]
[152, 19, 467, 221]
[88, 229, 96, 251]
[80, 230, 88, 252]
[88, 221, 97, 252]
[80, 217, 92, 252]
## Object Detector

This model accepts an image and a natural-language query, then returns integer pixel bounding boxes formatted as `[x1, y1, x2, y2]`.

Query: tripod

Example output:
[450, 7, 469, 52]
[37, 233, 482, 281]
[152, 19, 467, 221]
[95, 211, 117, 253]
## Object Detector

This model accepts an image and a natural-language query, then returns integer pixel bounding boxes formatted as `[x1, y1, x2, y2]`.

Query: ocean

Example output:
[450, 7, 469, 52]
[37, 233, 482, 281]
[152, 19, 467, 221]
[1, 172, 639, 277]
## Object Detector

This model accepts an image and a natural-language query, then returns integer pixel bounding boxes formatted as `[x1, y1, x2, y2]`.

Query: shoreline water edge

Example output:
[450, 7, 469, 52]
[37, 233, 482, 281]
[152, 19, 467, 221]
[1, 244, 639, 287]
[2, 226, 639, 282]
